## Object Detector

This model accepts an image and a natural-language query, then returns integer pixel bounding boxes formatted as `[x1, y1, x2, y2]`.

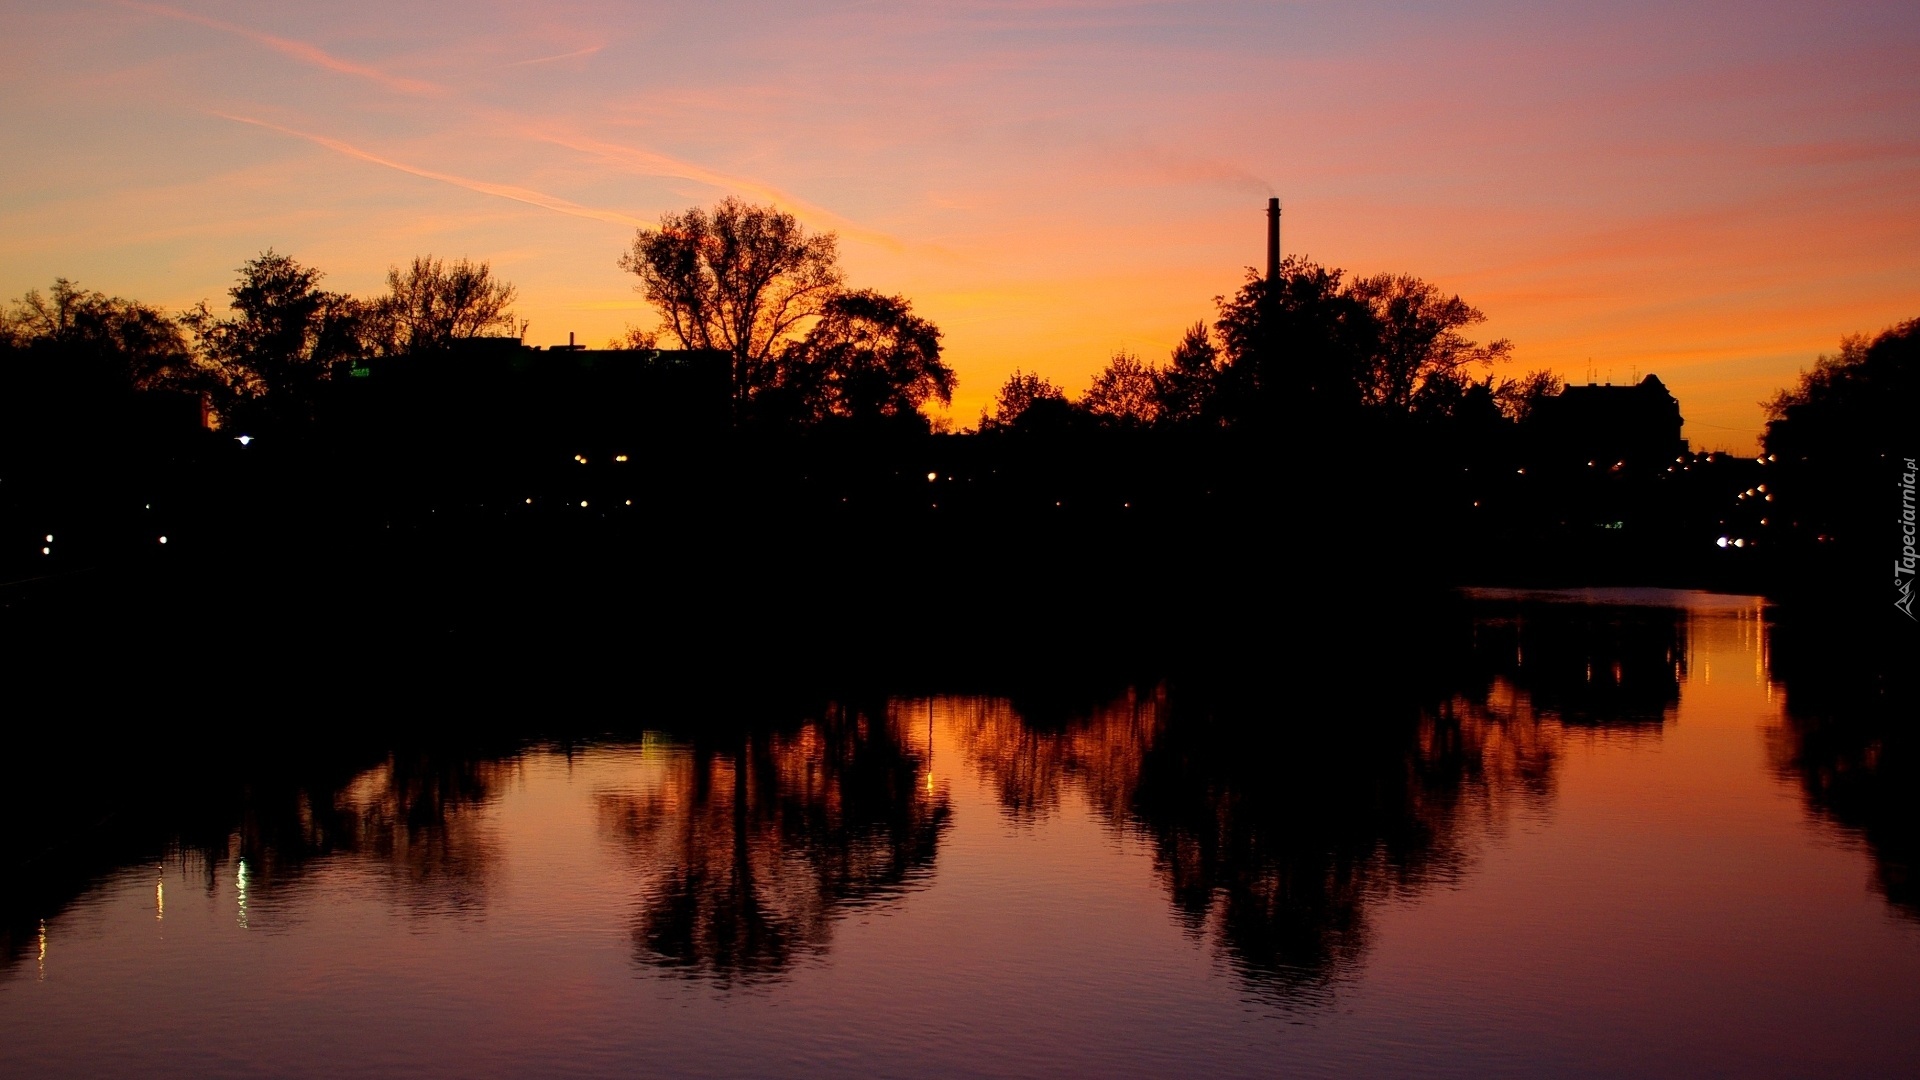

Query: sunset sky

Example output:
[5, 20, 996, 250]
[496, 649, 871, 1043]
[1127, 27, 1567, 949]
[3, 0, 1915, 448]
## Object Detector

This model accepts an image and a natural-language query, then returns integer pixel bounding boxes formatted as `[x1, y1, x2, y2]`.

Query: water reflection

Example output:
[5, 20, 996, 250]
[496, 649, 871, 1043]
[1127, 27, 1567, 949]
[0, 742, 516, 972]
[192, 750, 514, 921]
[597, 703, 951, 983]
[2, 591, 1911, 1015]
[950, 676, 1559, 1004]
[1458, 592, 1686, 729]
[1766, 616, 1916, 919]
[938, 596, 1726, 1003]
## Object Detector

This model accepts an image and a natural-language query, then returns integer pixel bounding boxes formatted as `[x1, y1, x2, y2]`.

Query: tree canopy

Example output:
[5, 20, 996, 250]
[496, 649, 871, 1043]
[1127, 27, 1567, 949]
[980, 369, 1072, 433]
[1, 279, 199, 398]
[620, 198, 843, 415]
[1081, 350, 1160, 428]
[363, 256, 521, 356]
[1347, 273, 1512, 412]
[1155, 323, 1223, 427]
[181, 250, 363, 426]
[785, 289, 952, 428]
[1210, 257, 1513, 426]
[1764, 319, 1916, 463]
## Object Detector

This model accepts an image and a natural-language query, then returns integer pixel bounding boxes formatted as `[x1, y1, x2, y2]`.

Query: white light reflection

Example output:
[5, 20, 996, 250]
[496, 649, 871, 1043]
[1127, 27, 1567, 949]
[236, 858, 249, 929]
[37, 919, 46, 980]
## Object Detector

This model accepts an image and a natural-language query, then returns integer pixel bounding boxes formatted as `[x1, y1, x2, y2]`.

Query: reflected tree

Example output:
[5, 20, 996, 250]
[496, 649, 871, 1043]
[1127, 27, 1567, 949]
[1766, 616, 1916, 918]
[598, 703, 950, 983]
[0, 739, 522, 974]
[949, 667, 1558, 1006]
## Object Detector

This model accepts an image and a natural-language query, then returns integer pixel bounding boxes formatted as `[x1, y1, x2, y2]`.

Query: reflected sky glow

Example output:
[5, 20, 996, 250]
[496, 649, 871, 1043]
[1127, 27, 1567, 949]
[3, 3, 1917, 445]
[0, 592, 1914, 1077]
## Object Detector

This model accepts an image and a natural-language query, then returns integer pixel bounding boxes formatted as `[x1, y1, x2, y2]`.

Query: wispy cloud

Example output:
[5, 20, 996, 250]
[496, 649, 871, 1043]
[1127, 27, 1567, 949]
[507, 45, 602, 67]
[215, 113, 648, 229]
[528, 128, 905, 251]
[114, 0, 443, 96]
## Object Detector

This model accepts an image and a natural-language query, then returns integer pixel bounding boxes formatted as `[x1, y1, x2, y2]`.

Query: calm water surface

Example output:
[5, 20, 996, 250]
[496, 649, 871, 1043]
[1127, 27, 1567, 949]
[2, 589, 1915, 1078]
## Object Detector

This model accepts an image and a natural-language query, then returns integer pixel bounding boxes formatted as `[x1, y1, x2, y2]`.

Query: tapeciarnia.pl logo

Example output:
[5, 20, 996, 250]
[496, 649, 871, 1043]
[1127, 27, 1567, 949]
[1898, 457, 1917, 620]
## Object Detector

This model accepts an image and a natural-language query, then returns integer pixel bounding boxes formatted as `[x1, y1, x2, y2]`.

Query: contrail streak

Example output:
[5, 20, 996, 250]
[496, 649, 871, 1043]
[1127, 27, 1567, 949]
[216, 113, 649, 228]
[116, 0, 442, 96]
[508, 45, 603, 67]
[530, 129, 905, 251]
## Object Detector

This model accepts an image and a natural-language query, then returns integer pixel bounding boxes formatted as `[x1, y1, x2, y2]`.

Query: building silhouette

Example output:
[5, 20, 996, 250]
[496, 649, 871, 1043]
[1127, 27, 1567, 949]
[1527, 374, 1686, 468]
[338, 339, 732, 447]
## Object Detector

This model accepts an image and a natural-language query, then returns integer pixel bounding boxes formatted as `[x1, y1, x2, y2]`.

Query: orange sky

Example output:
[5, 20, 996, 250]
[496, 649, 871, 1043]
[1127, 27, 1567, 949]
[3, 1, 1916, 448]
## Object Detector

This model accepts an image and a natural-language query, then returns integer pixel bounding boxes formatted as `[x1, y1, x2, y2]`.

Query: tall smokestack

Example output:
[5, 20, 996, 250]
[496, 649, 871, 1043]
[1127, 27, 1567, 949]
[1265, 197, 1281, 284]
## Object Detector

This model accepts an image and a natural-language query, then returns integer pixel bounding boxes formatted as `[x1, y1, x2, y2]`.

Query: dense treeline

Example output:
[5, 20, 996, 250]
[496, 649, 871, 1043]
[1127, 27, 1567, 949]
[0, 251, 522, 440]
[1, 199, 1558, 442]
[978, 260, 1559, 438]
[0, 198, 1912, 608]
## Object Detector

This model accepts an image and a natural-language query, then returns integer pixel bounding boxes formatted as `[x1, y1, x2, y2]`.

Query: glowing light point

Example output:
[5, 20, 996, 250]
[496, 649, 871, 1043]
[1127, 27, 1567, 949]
[158, 536, 167, 544]
[580, 501, 588, 508]
[236, 435, 252, 446]
[614, 454, 629, 463]
[927, 472, 937, 482]
[1717, 537, 1729, 548]
[45, 534, 53, 543]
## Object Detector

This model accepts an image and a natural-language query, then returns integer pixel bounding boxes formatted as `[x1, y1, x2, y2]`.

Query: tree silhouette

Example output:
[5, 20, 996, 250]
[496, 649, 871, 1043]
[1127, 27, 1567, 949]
[1, 280, 216, 462]
[362, 256, 522, 356]
[786, 289, 952, 427]
[1, 280, 201, 398]
[1760, 318, 1917, 562]
[1081, 349, 1160, 428]
[1409, 369, 1503, 425]
[979, 368, 1074, 433]
[181, 250, 362, 427]
[1763, 318, 1916, 462]
[1494, 368, 1565, 423]
[619, 198, 842, 416]
[1347, 273, 1512, 412]
[1212, 258, 1374, 425]
[1154, 322, 1223, 427]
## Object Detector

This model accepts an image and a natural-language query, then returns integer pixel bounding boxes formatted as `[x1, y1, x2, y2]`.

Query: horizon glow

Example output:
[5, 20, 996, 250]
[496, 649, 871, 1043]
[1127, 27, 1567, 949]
[3, 1, 1917, 448]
